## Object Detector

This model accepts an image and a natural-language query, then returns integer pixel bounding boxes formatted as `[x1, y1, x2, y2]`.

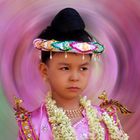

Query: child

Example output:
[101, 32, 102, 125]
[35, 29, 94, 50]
[15, 8, 129, 140]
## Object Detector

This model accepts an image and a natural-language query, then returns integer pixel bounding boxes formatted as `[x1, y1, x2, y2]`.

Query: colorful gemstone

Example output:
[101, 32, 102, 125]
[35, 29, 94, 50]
[24, 125, 29, 129]
[27, 133, 31, 138]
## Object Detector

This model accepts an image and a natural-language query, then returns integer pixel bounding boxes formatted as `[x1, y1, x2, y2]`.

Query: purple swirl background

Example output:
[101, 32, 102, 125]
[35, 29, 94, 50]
[0, 0, 140, 139]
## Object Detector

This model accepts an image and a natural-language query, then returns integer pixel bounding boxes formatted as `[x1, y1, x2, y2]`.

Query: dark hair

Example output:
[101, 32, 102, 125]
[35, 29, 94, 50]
[38, 8, 93, 63]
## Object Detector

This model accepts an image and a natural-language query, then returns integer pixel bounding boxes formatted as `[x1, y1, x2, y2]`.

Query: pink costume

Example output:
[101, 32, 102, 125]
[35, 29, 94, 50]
[16, 102, 122, 140]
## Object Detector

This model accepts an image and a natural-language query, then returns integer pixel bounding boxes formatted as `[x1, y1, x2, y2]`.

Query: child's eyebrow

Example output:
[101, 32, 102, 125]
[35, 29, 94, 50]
[58, 63, 70, 66]
[80, 62, 90, 66]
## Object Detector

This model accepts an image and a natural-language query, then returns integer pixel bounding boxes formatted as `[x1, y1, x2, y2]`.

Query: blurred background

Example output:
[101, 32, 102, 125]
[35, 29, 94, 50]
[0, 0, 140, 139]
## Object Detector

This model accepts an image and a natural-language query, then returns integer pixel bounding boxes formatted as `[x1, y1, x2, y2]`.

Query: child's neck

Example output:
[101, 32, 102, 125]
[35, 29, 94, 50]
[52, 95, 81, 110]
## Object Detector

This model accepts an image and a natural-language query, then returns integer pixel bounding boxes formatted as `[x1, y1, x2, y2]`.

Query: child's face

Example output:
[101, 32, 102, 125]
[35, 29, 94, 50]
[40, 53, 91, 100]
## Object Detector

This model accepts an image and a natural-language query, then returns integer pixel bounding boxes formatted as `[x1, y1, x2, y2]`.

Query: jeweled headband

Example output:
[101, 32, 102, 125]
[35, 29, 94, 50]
[33, 38, 105, 59]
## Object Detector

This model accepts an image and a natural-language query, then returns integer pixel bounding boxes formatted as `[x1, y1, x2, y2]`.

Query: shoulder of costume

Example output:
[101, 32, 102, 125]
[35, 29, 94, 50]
[98, 90, 132, 116]
[13, 96, 46, 140]
[94, 91, 130, 139]
[97, 90, 132, 127]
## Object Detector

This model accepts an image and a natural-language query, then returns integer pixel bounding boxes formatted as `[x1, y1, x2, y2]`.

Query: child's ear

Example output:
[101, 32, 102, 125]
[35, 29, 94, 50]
[39, 62, 48, 80]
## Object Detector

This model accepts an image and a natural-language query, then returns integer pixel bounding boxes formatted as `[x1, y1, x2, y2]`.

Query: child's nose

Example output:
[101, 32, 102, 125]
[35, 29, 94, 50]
[69, 71, 80, 81]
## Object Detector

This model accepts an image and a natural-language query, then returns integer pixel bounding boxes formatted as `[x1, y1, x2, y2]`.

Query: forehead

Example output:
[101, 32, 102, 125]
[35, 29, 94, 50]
[48, 52, 91, 65]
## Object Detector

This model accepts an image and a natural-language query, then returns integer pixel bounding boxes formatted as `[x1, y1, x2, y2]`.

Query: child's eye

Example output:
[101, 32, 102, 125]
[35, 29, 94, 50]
[60, 67, 69, 71]
[80, 67, 88, 71]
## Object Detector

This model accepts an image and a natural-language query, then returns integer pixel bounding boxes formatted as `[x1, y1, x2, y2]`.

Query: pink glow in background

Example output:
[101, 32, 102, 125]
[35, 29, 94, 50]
[0, 0, 140, 139]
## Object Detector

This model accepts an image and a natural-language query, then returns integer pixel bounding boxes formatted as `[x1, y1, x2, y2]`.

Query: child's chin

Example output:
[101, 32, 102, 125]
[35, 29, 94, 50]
[64, 91, 82, 99]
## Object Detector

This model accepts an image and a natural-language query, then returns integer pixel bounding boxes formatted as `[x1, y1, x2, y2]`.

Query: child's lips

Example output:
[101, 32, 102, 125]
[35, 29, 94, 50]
[67, 86, 80, 92]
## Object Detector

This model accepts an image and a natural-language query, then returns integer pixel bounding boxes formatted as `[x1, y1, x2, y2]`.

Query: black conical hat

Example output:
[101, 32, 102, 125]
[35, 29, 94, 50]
[50, 8, 85, 33]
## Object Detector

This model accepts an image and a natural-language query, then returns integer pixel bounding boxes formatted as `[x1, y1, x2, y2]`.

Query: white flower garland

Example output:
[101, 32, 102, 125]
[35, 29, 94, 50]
[80, 96, 105, 140]
[45, 95, 129, 140]
[102, 112, 129, 140]
[46, 96, 75, 140]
